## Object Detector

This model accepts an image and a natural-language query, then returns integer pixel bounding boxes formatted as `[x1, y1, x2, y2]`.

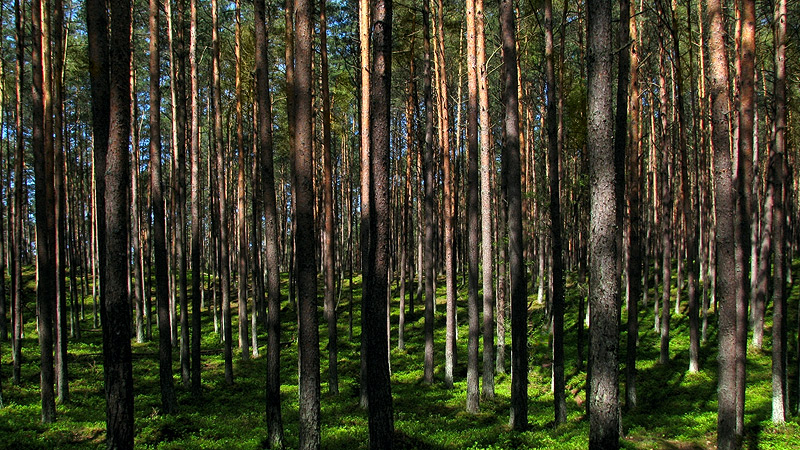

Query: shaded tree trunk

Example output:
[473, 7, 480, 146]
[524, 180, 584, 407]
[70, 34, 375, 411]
[364, 0, 395, 444]
[102, 0, 135, 444]
[148, 0, 176, 414]
[189, 0, 203, 393]
[421, 0, 436, 386]
[500, 0, 528, 431]
[587, 0, 620, 445]
[294, 0, 321, 444]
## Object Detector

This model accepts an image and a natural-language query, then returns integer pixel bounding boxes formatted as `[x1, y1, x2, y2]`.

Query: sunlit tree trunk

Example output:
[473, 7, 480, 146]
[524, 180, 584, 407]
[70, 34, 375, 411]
[707, 0, 737, 445]
[12, 0, 25, 385]
[189, 0, 203, 393]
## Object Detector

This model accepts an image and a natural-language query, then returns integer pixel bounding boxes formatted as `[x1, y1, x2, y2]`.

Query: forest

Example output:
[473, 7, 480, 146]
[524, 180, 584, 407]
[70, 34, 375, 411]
[0, 0, 798, 448]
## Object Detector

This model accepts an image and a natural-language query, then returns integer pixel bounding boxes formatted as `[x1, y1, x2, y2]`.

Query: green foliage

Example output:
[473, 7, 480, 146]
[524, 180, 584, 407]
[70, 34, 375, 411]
[0, 264, 798, 449]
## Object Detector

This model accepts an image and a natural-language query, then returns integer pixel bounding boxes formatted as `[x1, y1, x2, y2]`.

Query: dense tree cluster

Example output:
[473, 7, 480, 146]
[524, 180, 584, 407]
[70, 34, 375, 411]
[0, 0, 798, 448]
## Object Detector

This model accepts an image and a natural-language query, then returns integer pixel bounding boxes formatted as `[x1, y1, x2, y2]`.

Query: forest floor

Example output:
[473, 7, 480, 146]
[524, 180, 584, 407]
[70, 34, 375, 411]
[0, 263, 799, 449]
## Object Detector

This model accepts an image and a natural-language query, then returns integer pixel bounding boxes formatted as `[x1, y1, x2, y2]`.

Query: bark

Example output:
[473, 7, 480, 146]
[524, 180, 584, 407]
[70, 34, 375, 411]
[364, 0, 395, 444]
[294, 0, 321, 444]
[545, 0, 566, 425]
[103, 0, 135, 445]
[707, 0, 737, 445]
[625, 0, 642, 409]
[770, 0, 787, 424]
[477, 0, 494, 399]
[358, 0, 371, 407]
[465, 0, 480, 414]
[190, 0, 203, 394]
[148, 0, 176, 414]
[587, 0, 620, 446]
[500, 0, 527, 431]
[53, 0, 69, 404]
[234, 0, 249, 362]
[209, 0, 232, 385]
[421, 0, 436, 386]
[320, 0, 338, 395]
[32, 0, 56, 424]
[12, 0, 24, 385]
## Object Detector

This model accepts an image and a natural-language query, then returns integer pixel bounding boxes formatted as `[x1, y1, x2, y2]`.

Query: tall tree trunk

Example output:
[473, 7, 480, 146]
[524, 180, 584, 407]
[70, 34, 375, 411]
[32, 0, 56, 424]
[625, 0, 642, 409]
[358, 0, 371, 408]
[500, 0, 527, 431]
[53, 0, 69, 404]
[210, 0, 233, 385]
[294, 0, 321, 445]
[544, 0, 566, 425]
[148, 0, 176, 414]
[255, 0, 285, 444]
[734, 0, 755, 434]
[434, 0, 457, 388]
[707, 0, 737, 446]
[421, 0, 436, 386]
[587, 0, 620, 445]
[465, 0, 480, 414]
[477, 0, 494, 399]
[189, 0, 203, 393]
[12, 0, 25, 385]
[364, 0, 395, 444]
[102, 0, 135, 444]
[770, 0, 787, 424]
[131, 60, 145, 345]
[234, 0, 249, 362]
[320, 0, 338, 396]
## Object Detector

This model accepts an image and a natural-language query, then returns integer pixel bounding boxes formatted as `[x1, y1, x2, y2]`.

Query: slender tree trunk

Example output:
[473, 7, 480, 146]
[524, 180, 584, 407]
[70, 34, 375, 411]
[294, 0, 321, 444]
[476, 0, 494, 398]
[148, 0, 176, 414]
[421, 1, 436, 386]
[233, 0, 249, 363]
[465, 0, 480, 414]
[12, 0, 25, 386]
[32, 0, 57, 424]
[707, 0, 737, 446]
[189, 0, 203, 393]
[131, 60, 145, 345]
[500, 0, 528, 431]
[102, 0, 135, 444]
[544, 0, 566, 425]
[587, 0, 620, 445]
[320, 0, 338, 395]
[770, 0, 787, 424]
[625, 0, 642, 409]
[358, 0, 371, 408]
[209, 0, 233, 385]
[255, 0, 285, 444]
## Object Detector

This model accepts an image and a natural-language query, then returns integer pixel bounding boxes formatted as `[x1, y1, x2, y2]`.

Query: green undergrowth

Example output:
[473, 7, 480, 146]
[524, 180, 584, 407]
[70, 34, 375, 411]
[0, 261, 798, 449]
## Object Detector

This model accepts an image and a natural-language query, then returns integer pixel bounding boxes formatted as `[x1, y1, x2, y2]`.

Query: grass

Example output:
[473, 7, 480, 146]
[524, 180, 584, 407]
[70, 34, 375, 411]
[0, 261, 799, 449]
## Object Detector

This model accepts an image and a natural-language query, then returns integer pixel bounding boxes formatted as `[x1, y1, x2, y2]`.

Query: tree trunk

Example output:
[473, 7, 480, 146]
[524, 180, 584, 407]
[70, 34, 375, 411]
[255, 0, 285, 444]
[587, 0, 620, 445]
[294, 0, 321, 444]
[320, 0, 338, 396]
[500, 0, 527, 431]
[545, 0, 566, 425]
[465, 0, 480, 414]
[189, 0, 203, 393]
[477, 0, 494, 399]
[234, 0, 250, 363]
[421, 1, 436, 386]
[102, 0, 135, 444]
[148, 0, 176, 414]
[12, 0, 24, 386]
[364, 0, 395, 444]
[707, 0, 737, 445]
[625, 0, 642, 409]
[32, 0, 56, 424]
[770, 0, 787, 424]
[358, 0, 371, 407]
